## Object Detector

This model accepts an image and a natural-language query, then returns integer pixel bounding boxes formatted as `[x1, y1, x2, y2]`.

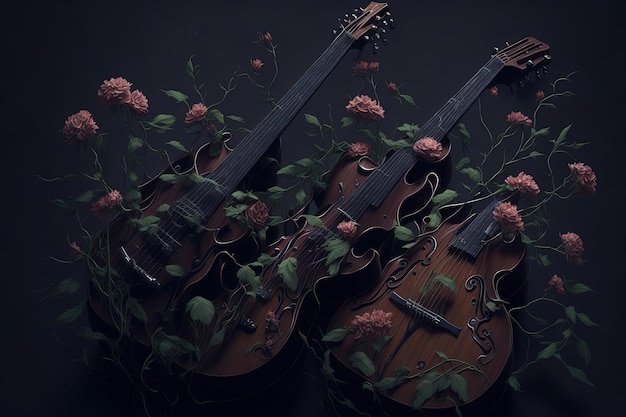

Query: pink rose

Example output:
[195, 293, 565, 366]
[185, 103, 208, 124]
[348, 142, 370, 158]
[352, 60, 369, 74]
[506, 111, 532, 126]
[247, 200, 269, 229]
[493, 201, 524, 233]
[413, 137, 444, 162]
[560, 232, 584, 265]
[536, 90, 545, 99]
[91, 190, 123, 218]
[129, 90, 149, 114]
[345, 95, 385, 122]
[351, 309, 393, 340]
[548, 274, 565, 295]
[250, 58, 264, 72]
[386, 81, 398, 93]
[62, 110, 99, 144]
[368, 61, 380, 71]
[505, 171, 540, 198]
[568, 162, 597, 196]
[489, 86, 498, 96]
[98, 77, 132, 108]
[336, 220, 357, 239]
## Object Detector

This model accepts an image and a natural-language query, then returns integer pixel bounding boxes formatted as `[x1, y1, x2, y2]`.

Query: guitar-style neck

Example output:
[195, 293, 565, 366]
[190, 33, 356, 215]
[341, 55, 506, 220]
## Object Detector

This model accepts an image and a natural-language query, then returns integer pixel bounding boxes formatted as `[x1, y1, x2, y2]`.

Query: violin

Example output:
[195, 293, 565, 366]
[86, 0, 394, 398]
[326, 197, 526, 414]
[179, 37, 550, 404]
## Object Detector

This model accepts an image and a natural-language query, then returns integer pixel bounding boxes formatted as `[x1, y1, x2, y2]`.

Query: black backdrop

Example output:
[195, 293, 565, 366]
[3, 1, 624, 416]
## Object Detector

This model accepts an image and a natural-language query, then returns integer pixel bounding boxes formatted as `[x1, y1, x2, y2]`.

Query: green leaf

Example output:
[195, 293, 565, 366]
[565, 305, 577, 323]
[304, 113, 322, 129]
[226, 114, 245, 123]
[341, 116, 354, 128]
[301, 214, 324, 227]
[431, 189, 458, 205]
[507, 374, 521, 391]
[209, 328, 225, 348]
[56, 303, 84, 323]
[454, 156, 470, 170]
[564, 281, 593, 294]
[277, 257, 298, 291]
[165, 264, 185, 277]
[421, 275, 457, 296]
[449, 373, 468, 402]
[50, 277, 82, 296]
[323, 238, 350, 266]
[321, 327, 351, 343]
[565, 364, 594, 386]
[74, 190, 95, 203]
[554, 124, 572, 147]
[576, 338, 591, 366]
[460, 167, 481, 183]
[185, 296, 215, 325]
[348, 351, 375, 377]
[425, 209, 442, 229]
[161, 89, 189, 102]
[537, 341, 558, 360]
[400, 93, 415, 106]
[148, 114, 176, 132]
[165, 140, 188, 152]
[128, 136, 146, 152]
[435, 351, 448, 360]
[256, 252, 277, 267]
[237, 265, 260, 290]
[127, 297, 148, 322]
[576, 312, 598, 327]
[373, 375, 405, 391]
[394, 224, 417, 242]
[208, 108, 224, 124]
[412, 373, 440, 409]
[159, 173, 180, 184]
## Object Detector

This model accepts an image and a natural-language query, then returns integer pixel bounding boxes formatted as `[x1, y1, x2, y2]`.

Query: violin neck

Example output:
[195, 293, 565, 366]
[340, 55, 506, 220]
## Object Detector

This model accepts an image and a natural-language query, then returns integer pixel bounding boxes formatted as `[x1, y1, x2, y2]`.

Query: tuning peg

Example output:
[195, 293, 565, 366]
[526, 59, 534, 67]
[492, 47, 499, 54]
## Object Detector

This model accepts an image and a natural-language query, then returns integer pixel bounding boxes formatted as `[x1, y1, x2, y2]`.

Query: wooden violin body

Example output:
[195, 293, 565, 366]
[326, 201, 526, 412]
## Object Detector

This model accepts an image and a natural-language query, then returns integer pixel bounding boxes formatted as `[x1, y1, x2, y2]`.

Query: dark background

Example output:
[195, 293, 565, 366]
[3, 1, 624, 416]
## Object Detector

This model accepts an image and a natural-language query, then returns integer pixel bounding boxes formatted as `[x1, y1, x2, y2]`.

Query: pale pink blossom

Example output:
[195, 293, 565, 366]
[348, 142, 370, 158]
[250, 58, 264, 72]
[98, 77, 132, 108]
[91, 190, 123, 218]
[351, 309, 393, 340]
[413, 137, 444, 162]
[337, 220, 357, 239]
[493, 201, 524, 233]
[129, 90, 149, 114]
[536, 90, 545, 99]
[263, 32, 273, 44]
[489, 86, 498, 96]
[549, 274, 565, 295]
[386, 81, 398, 93]
[506, 111, 532, 127]
[505, 171, 540, 198]
[346, 95, 385, 122]
[185, 103, 208, 124]
[568, 162, 597, 196]
[69, 241, 81, 256]
[62, 110, 99, 144]
[247, 200, 269, 229]
[352, 60, 369, 74]
[368, 61, 380, 71]
[560, 232, 584, 265]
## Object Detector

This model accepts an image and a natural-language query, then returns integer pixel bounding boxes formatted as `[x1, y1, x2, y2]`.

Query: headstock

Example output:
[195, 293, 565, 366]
[493, 37, 552, 79]
[334, 2, 392, 53]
